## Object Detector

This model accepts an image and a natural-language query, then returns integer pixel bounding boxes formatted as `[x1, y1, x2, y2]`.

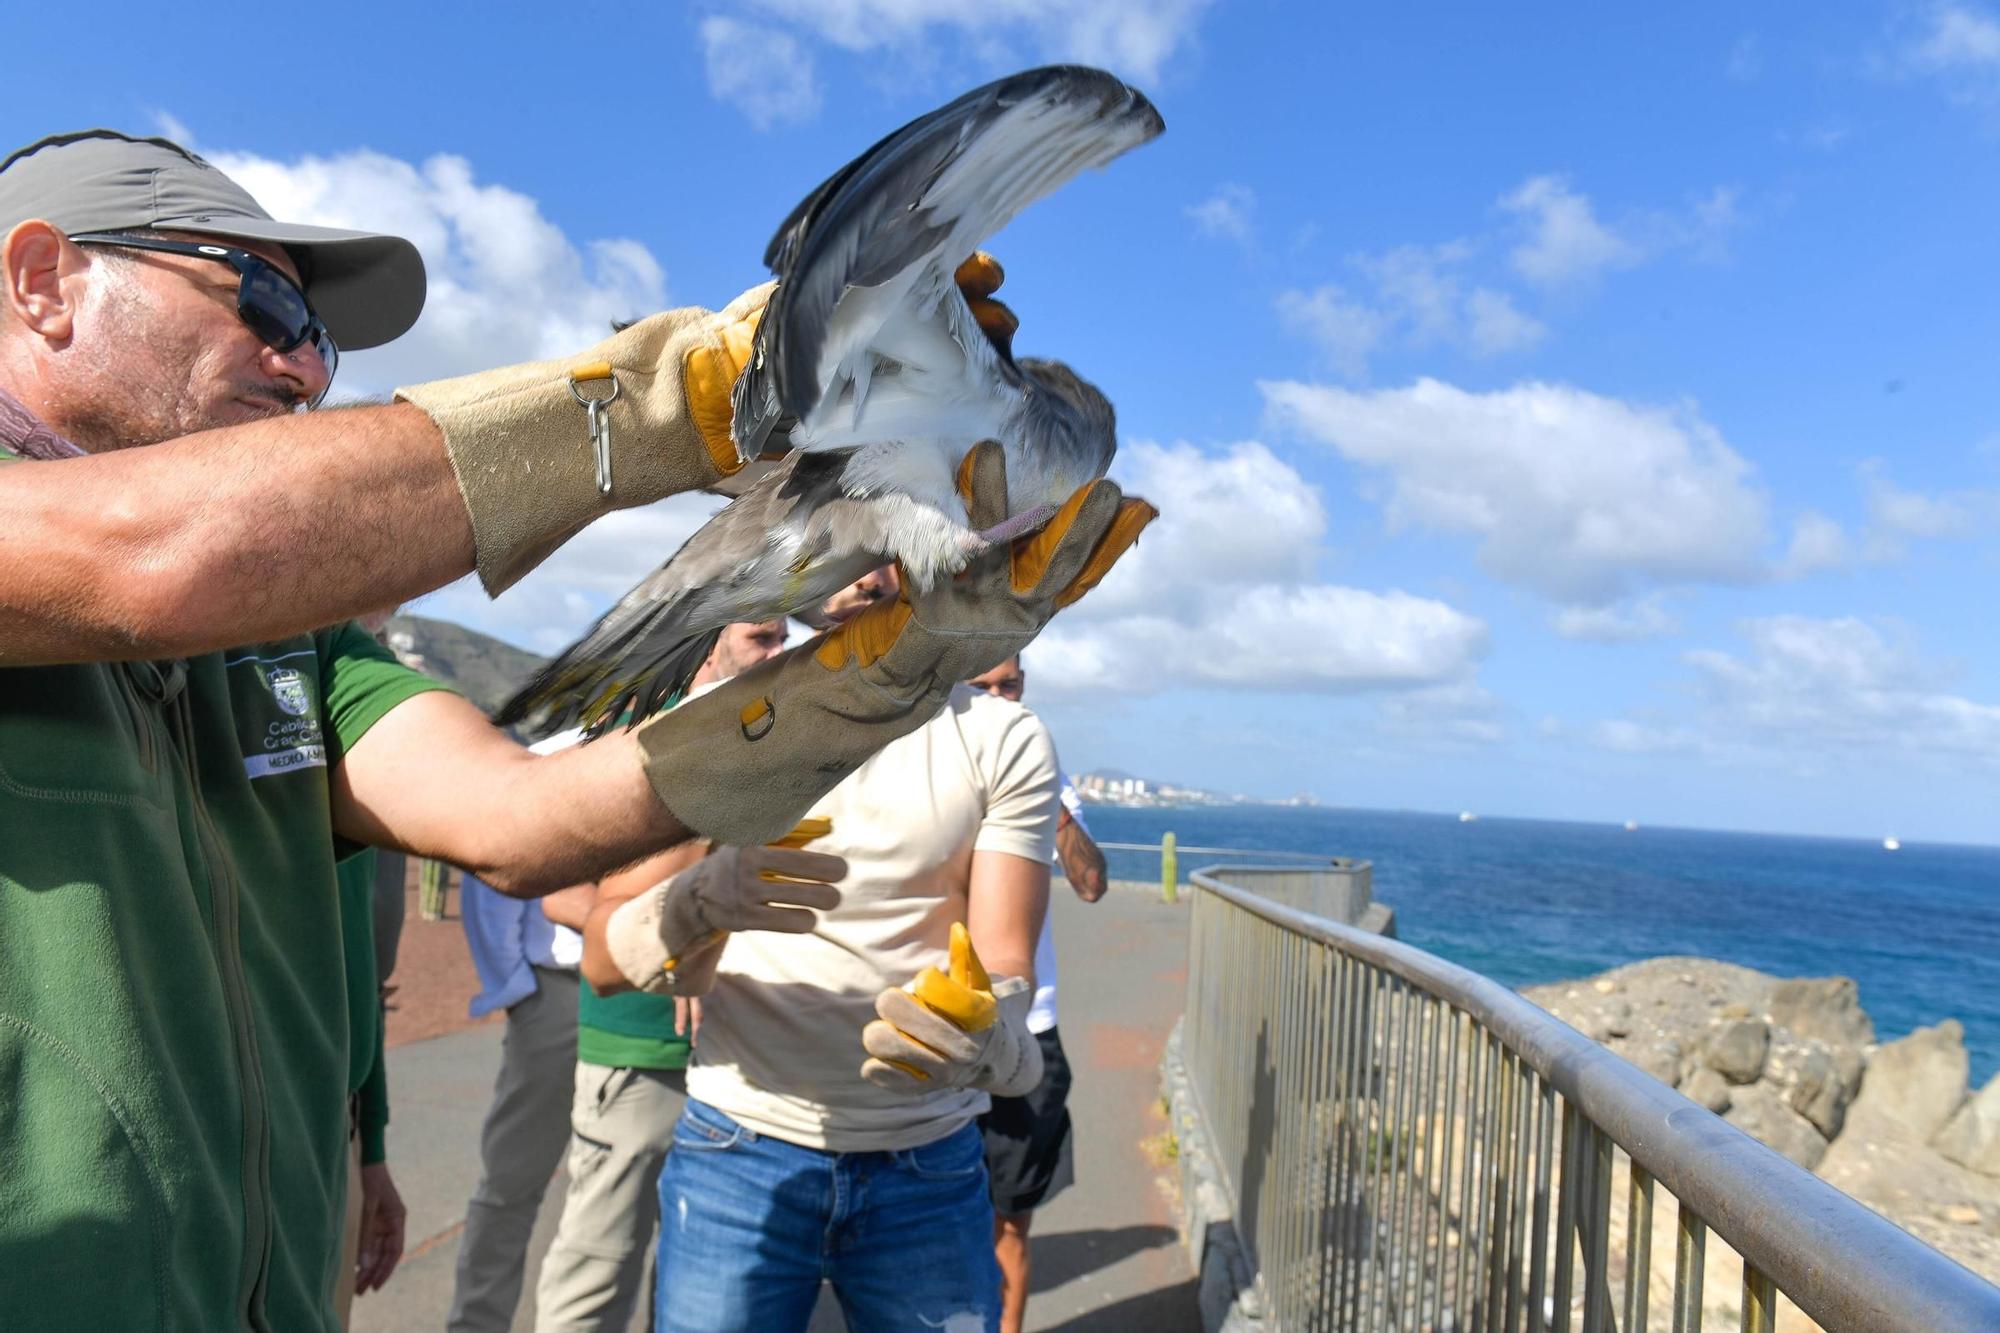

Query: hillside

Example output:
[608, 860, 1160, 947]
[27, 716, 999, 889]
[382, 613, 545, 716]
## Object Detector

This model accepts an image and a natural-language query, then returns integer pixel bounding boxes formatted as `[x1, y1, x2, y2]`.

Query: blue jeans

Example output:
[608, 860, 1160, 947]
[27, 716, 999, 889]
[653, 1099, 1001, 1333]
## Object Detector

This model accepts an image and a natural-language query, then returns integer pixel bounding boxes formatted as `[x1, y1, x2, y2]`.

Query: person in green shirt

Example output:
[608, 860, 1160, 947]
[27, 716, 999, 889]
[0, 129, 1145, 1333]
[534, 618, 790, 1332]
[334, 848, 405, 1326]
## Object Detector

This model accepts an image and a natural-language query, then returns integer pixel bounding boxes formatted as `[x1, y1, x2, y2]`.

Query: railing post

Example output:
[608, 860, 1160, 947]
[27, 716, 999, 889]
[1160, 831, 1178, 903]
[417, 856, 446, 921]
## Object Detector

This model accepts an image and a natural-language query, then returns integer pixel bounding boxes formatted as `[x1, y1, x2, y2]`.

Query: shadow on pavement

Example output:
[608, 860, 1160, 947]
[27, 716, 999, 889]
[1029, 1223, 1180, 1294]
[1036, 1276, 1203, 1331]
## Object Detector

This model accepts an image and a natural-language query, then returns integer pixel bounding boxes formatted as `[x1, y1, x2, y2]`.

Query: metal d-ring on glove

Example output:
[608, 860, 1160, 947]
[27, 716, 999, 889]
[603, 818, 844, 996]
[566, 364, 622, 496]
[394, 283, 771, 594]
[633, 440, 1158, 850]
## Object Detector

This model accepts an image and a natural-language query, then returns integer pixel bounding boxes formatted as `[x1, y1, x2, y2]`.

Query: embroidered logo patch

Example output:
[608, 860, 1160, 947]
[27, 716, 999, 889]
[269, 667, 311, 717]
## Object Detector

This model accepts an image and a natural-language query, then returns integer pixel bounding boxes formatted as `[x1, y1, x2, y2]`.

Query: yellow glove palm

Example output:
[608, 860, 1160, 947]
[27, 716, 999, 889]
[861, 924, 1043, 1096]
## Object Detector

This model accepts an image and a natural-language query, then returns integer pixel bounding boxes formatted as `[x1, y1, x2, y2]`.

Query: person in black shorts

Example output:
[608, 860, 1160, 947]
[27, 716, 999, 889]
[967, 653, 1111, 1333]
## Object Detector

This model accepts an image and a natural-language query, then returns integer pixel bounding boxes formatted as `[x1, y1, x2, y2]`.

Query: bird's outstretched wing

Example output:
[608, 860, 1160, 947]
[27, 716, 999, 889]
[492, 452, 875, 737]
[731, 65, 1163, 461]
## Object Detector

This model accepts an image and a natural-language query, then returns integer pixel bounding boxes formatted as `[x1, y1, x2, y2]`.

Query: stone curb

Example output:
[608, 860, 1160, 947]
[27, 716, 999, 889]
[1160, 1017, 1266, 1333]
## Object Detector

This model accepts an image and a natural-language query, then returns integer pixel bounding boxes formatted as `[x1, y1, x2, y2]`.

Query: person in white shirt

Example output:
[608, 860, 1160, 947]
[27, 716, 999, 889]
[580, 567, 1059, 1332]
[965, 653, 1109, 1333]
[534, 619, 790, 1333]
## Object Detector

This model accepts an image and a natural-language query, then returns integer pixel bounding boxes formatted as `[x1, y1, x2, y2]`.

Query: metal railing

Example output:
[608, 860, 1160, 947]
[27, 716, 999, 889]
[1181, 867, 2000, 1332]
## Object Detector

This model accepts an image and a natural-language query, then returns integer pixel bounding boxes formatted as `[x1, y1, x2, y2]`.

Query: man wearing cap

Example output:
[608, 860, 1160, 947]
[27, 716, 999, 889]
[0, 129, 1150, 1332]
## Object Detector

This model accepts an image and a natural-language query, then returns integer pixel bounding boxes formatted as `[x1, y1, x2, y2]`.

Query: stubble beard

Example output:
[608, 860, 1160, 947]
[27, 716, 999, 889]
[53, 266, 282, 453]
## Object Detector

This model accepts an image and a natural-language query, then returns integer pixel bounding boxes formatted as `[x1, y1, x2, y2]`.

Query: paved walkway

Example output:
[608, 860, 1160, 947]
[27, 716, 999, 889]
[352, 883, 1199, 1332]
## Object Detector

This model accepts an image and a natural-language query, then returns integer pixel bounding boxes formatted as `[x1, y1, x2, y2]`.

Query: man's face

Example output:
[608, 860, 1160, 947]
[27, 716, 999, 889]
[968, 656, 1025, 703]
[56, 232, 332, 449]
[705, 619, 789, 682]
[820, 565, 902, 627]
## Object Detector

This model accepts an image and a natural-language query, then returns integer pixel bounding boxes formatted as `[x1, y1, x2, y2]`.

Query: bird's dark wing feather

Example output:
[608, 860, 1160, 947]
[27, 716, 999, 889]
[732, 65, 1163, 460]
[491, 451, 868, 738]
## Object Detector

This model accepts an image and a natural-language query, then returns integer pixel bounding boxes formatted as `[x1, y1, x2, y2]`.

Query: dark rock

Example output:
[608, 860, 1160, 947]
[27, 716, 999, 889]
[1725, 1087, 1827, 1169]
[1705, 1018, 1770, 1085]
[1767, 976, 1875, 1051]
[1788, 1045, 1852, 1140]
[1683, 1067, 1733, 1114]
[1854, 1021, 1969, 1142]
[1626, 1039, 1681, 1088]
[1935, 1074, 2000, 1177]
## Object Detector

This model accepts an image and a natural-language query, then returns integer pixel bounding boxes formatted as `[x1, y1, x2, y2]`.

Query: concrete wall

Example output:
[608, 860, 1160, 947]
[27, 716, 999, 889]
[1197, 860, 1396, 938]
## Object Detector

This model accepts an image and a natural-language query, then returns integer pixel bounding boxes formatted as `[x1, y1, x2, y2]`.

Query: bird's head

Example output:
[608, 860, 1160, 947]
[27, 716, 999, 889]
[1018, 356, 1115, 443]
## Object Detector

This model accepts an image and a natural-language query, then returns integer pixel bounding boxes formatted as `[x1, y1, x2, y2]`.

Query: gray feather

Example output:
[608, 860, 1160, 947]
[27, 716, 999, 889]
[733, 65, 1162, 461]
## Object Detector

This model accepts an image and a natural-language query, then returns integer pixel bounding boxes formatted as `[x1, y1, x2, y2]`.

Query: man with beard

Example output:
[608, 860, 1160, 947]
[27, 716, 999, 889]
[0, 130, 1145, 1331]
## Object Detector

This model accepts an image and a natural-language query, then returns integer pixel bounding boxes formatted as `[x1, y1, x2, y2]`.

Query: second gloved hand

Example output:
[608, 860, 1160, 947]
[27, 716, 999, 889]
[605, 819, 843, 996]
[860, 924, 1043, 1097]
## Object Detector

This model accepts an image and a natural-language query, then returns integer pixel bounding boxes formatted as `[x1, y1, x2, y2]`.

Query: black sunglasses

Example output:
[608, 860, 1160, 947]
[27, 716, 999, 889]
[68, 232, 339, 408]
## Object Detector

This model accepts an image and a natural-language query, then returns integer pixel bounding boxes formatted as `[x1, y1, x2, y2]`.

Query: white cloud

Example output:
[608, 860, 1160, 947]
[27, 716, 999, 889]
[1866, 468, 1981, 544]
[1552, 595, 1681, 643]
[1498, 175, 1741, 286]
[725, 0, 1215, 84]
[1276, 285, 1386, 379]
[701, 17, 823, 129]
[418, 493, 728, 653]
[1726, 32, 1763, 82]
[1028, 440, 1488, 696]
[1278, 244, 1545, 379]
[1186, 183, 1255, 246]
[201, 142, 667, 392]
[1377, 681, 1507, 745]
[1780, 510, 1852, 577]
[1032, 585, 1488, 695]
[1462, 287, 1547, 357]
[1907, 4, 2000, 72]
[1500, 176, 1640, 288]
[1263, 377, 1772, 604]
[1683, 616, 2000, 762]
[1579, 616, 2000, 772]
[1085, 441, 1327, 617]
[1589, 717, 1706, 755]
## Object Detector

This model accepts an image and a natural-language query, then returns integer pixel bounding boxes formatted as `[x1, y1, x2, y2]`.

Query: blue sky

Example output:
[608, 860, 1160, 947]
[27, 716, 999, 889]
[15, 2, 2000, 842]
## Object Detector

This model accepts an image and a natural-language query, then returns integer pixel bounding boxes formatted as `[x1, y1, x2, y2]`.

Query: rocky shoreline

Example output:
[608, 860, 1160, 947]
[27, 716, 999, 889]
[1524, 957, 1998, 1287]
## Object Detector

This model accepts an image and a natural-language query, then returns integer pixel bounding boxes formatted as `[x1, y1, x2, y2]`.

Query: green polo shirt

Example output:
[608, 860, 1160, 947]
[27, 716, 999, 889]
[578, 984, 692, 1070]
[2, 440, 444, 1332]
[337, 849, 391, 1165]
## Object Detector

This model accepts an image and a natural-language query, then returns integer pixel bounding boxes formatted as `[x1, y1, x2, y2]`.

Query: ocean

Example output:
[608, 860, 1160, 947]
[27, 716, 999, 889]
[1082, 804, 2000, 1084]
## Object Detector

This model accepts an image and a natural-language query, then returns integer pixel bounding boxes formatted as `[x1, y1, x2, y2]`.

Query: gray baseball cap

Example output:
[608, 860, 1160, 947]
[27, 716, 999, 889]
[0, 129, 425, 351]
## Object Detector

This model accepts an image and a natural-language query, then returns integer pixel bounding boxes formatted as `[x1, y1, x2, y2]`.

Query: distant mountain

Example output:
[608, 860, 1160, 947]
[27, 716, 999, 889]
[382, 613, 545, 716]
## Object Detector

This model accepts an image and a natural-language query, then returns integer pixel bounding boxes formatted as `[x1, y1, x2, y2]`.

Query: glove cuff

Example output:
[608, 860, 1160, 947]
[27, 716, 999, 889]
[636, 642, 952, 847]
[974, 976, 1044, 1097]
[603, 873, 726, 995]
[395, 306, 744, 595]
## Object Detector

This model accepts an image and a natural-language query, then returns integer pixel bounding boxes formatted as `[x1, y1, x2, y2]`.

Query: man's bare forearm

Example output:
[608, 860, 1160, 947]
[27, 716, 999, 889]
[0, 402, 473, 663]
[580, 841, 709, 995]
[1057, 820, 1108, 902]
[331, 691, 698, 899]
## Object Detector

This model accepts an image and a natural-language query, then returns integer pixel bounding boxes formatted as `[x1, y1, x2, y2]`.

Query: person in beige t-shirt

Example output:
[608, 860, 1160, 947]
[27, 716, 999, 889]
[579, 565, 1059, 1333]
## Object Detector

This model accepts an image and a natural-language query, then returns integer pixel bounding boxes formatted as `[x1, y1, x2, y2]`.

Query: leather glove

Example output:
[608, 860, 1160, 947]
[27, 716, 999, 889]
[860, 924, 1042, 1097]
[395, 284, 771, 595]
[603, 818, 841, 996]
[636, 440, 1156, 847]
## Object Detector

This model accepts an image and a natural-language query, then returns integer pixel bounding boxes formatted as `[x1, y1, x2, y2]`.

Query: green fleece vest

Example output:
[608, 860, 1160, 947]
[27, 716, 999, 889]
[0, 449, 441, 1331]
